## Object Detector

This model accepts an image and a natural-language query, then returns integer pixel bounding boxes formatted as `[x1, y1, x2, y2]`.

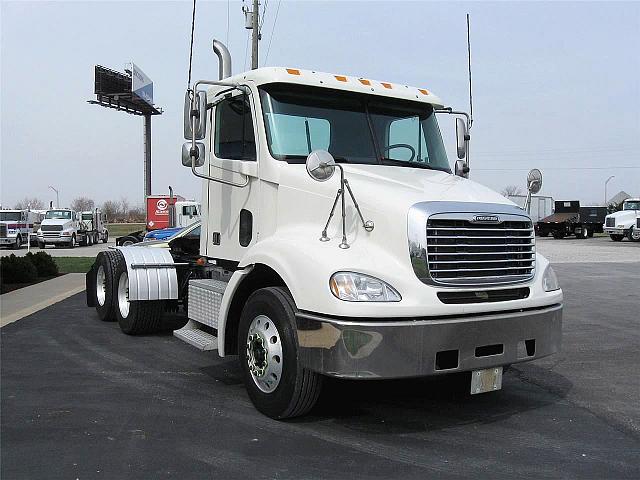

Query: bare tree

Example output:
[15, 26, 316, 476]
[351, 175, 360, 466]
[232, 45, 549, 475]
[119, 197, 130, 221]
[14, 197, 45, 210]
[102, 200, 120, 222]
[127, 205, 146, 223]
[70, 196, 95, 212]
[500, 185, 523, 197]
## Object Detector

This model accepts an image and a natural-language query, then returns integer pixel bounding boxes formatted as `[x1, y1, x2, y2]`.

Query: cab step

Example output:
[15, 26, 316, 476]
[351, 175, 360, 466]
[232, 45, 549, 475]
[174, 321, 217, 351]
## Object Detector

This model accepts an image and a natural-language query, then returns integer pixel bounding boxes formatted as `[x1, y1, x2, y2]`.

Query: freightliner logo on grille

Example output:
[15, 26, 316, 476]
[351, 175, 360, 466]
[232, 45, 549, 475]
[472, 215, 501, 223]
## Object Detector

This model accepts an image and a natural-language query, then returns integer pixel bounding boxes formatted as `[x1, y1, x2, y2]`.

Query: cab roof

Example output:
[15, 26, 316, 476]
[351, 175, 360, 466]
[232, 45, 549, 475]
[219, 67, 445, 108]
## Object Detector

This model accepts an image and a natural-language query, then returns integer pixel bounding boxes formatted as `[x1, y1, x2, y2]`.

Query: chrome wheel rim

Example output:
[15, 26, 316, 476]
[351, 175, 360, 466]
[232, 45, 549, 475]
[96, 265, 106, 306]
[246, 315, 282, 393]
[122, 240, 133, 246]
[117, 272, 130, 318]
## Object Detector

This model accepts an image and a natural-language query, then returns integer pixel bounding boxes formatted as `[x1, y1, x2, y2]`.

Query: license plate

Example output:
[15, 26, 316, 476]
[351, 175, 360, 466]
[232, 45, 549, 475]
[470, 367, 503, 394]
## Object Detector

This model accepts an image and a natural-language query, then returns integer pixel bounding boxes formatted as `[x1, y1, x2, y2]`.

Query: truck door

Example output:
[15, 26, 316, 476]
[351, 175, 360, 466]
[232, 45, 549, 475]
[205, 92, 259, 261]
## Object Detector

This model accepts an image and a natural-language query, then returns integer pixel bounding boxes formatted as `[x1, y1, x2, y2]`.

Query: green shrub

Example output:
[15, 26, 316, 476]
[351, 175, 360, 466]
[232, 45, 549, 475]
[0, 254, 38, 284]
[25, 251, 59, 277]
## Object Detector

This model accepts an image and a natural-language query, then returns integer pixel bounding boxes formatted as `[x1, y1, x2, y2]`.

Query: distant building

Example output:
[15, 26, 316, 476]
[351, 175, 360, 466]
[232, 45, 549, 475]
[508, 194, 554, 222]
[608, 190, 631, 206]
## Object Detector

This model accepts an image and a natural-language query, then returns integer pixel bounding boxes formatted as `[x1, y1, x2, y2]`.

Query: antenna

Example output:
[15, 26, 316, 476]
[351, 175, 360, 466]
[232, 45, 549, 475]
[466, 13, 473, 128]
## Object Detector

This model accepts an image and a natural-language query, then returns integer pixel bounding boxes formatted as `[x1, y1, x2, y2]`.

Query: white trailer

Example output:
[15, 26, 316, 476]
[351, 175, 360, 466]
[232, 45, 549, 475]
[508, 194, 554, 223]
[86, 41, 563, 419]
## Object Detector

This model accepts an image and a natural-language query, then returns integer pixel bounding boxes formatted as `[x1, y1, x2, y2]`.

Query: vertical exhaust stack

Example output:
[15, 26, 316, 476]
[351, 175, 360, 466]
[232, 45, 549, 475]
[212, 40, 232, 80]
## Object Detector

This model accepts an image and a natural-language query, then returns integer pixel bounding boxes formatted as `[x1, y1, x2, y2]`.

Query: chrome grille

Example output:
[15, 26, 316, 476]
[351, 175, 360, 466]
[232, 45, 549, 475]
[42, 224, 63, 232]
[0, 224, 7, 238]
[425, 217, 535, 286]
[605, 217, 615, 227]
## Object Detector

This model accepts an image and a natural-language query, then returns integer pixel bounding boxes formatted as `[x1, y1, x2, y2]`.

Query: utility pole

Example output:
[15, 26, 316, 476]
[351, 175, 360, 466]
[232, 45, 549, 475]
[143, 114, 152, 198]
[245, 0, 260, 69]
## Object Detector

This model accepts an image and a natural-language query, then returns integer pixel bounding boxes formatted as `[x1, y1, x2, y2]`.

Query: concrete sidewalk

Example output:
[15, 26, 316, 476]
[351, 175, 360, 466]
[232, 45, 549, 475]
[0, 274, 86, 327]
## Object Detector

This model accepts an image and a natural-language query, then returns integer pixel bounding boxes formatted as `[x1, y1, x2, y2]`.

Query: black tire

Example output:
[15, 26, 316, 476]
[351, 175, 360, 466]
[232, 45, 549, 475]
[94, 251, 120, 322]
[575, 227, 588, 239]
[94, 233, 99, 244]
[630, 227, 640, 242]
[120, 235, 138, 246]
[80, 236, 87, 247]
[552, 230, 565, 239]
[102, 231, 108, 244]
[538, 230, 549, 237]
[113, 258, 163, 335]
[12, 235, 22, 250]
[610, 234, 624, 242]
[238, 287, 323, 419]
[587, 229, 594, 238]
[69, 234, 76, 249]
[38, 241, 45, 249]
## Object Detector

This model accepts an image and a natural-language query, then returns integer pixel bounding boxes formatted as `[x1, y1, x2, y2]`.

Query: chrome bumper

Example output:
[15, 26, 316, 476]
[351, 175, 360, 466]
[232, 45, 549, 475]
[604, 228, 627, 234]
[296, 304, 562, 379]
[0, 237, 16, 244]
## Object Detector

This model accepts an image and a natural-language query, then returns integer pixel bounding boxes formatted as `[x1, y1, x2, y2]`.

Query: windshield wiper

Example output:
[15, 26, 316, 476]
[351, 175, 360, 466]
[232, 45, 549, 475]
[380, 157, 450, 172]
[281, 154, 351, 163]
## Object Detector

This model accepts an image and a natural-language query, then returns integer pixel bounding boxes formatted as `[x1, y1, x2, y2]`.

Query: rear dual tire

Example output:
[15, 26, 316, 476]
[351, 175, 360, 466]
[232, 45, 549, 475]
[93, 250, 163, 333]
[238, 287, 322, 419]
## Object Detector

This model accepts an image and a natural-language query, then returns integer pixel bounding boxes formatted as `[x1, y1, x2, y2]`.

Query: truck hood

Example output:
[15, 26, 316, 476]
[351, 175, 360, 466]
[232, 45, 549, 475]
[41, 219, 72, 227]
[605, 210, 638, 223]
[338, 164, 513, 209]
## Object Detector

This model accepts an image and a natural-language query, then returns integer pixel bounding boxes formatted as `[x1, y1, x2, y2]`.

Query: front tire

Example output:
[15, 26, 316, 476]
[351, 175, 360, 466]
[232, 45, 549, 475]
[238, 287, 322, 419]
[69, 234, 76, 248]
[610, 234, 624, 242]
[12, 235, 22, 250]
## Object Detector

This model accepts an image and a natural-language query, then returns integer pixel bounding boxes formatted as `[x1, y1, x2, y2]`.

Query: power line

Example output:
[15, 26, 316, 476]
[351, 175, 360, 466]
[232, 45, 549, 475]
[474, 166, 640, 171]
[263, 0, 281, 66]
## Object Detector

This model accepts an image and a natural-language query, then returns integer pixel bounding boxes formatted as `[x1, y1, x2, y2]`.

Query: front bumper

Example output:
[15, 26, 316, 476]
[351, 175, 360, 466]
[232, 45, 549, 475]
[0, 237, 17, 245]
[38, 235, 71, 244]
[604, 228, 627, 235]
[296, 303, 562, 379]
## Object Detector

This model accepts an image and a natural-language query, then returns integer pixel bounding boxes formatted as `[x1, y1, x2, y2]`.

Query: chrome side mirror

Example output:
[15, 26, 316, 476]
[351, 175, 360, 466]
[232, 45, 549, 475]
[455, 117, 469, 159]
[182, 142, 205, 167]
[183, 90, 207, 140]
[306, 150, 336, 182]
[455, 159, 469, 178]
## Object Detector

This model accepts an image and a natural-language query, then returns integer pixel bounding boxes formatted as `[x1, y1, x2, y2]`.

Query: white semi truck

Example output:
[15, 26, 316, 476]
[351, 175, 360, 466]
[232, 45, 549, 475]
[0, 209, 41, 249]
[86, 41, 563, 419]
[37, 208, 81, 248]
[603, 198, 640, 242]
[79, 209, 109, 246]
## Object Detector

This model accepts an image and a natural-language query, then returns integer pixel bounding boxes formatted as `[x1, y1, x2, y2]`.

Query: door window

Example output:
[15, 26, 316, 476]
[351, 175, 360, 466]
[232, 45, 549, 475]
[214, 95, 256, 160]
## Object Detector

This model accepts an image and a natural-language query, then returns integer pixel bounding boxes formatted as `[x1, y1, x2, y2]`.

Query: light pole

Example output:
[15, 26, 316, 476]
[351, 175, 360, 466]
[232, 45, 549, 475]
[48, 185, 60, 208]
[604, 175, 615, 206]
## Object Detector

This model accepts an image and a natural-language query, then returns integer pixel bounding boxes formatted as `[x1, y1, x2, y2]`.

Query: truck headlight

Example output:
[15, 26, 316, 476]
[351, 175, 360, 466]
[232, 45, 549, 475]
[542, 265, 560, 292]
[330, 272, 401, 302]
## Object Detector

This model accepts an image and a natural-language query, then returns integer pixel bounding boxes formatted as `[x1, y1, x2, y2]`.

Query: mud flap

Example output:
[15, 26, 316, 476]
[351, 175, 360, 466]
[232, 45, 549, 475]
[86, 262, 97, 307]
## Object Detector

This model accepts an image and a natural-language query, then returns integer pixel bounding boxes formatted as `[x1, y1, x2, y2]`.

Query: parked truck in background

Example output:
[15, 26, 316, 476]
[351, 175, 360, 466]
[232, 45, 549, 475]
[37, 208, 81, 248]
[536, 201, 606, 239]
[79, 209, 109, 246]
[603, 198, 640, 242]
[86, 41, 563, 419]
[0, 209, 41, 249]
[116, 196, 201, 246]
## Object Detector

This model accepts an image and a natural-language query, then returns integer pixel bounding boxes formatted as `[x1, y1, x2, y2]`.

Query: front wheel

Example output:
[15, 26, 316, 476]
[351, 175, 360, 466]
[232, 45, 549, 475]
[12, 235, 22, 250]
[69, 234, 76, 248]
[610, 234, 624, 242]
[629, 227, 640, 242]
[238, 287, 322, 419]
[102, 231, 109, 244]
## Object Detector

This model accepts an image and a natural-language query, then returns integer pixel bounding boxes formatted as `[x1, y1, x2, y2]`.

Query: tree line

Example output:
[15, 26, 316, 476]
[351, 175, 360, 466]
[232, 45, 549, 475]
[11, 196, 145, 223]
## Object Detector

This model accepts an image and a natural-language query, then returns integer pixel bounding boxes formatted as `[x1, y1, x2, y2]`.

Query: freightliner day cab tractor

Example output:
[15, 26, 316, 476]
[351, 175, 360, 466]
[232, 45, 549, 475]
[86, 41, 563, 419]
[603, 198, 640, 242]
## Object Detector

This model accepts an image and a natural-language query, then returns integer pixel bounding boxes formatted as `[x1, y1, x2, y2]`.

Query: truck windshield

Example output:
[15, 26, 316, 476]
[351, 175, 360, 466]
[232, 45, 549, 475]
[623, 201, 640, 210]
[82, 214, 93, 220]
[0, 212, 21, 221]
[45, 210, 71, 220]
[259, 84, 451, 172]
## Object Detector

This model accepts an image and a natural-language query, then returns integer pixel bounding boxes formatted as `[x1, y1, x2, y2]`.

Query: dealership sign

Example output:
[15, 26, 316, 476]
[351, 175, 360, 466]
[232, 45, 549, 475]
[131, 63, 153, 106]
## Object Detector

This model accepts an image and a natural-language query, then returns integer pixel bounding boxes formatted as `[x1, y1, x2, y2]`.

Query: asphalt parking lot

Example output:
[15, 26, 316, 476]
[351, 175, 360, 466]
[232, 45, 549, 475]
[2, 260, 639, 478]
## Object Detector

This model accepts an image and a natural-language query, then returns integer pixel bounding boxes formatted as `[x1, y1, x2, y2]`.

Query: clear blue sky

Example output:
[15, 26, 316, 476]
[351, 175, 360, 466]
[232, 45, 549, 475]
[1, 1, 639, 208]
